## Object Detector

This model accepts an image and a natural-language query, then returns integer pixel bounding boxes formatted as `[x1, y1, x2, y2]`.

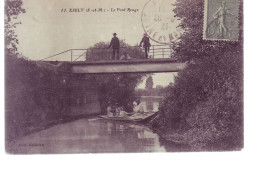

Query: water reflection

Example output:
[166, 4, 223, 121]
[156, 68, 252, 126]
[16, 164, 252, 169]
[140, 96, 163, 112]
[10, 118, 166, 154]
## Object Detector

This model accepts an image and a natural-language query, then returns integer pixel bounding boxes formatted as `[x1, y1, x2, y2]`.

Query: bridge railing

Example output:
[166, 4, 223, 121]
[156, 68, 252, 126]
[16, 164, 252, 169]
[41, 45, 174, 62]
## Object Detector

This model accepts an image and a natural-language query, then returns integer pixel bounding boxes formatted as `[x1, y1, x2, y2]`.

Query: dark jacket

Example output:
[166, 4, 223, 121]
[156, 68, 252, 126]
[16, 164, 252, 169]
[108, 37, 120, 49]
[139, 36, 151, 47]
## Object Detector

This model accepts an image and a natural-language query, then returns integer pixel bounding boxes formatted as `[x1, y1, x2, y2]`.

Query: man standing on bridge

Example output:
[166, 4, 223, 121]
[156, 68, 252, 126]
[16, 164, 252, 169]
[139, 33, 151, 59]
[108, 33, 120, 60]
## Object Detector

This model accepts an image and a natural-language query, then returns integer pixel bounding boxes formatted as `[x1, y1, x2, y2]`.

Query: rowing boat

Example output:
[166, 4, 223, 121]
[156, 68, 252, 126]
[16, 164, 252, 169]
[99, 112, 158, 123]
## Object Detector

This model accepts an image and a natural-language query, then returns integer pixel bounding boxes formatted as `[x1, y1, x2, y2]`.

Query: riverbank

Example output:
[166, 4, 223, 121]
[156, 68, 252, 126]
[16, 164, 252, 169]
[152, 128, 243, 152]
[147, 93, 243, 151]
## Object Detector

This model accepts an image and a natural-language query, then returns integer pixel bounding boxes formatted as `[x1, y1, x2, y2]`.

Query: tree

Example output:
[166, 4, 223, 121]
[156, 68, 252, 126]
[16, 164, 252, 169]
[86, 40, 144, 60]
[5, 0, 72, 148]
[145, 76, 153, 90]
[171, 0, 242, 62]
[151, 0, 243, 150]
[86, 41, 147, 112]
[5, 0, 26, 54]
[94, 73, 145, 112]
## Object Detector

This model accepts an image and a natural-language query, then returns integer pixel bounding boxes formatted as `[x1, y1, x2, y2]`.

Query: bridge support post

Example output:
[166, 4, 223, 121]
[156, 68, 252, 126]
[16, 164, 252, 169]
[152, 45, 154, 58]
[71, 50, 73, 62]
[162, 49, 164, 58]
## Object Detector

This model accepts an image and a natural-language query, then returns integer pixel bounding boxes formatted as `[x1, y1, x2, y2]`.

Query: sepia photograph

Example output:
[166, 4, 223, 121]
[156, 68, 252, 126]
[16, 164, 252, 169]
[5, 0, 244, 155]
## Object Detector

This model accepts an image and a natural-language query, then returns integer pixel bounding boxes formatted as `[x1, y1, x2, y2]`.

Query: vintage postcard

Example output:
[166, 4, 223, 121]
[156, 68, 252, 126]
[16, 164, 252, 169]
[5, 0, 243, 154]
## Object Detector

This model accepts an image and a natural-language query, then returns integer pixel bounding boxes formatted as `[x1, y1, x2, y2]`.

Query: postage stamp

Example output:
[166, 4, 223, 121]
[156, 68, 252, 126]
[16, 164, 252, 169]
[203, 0, 240, 41]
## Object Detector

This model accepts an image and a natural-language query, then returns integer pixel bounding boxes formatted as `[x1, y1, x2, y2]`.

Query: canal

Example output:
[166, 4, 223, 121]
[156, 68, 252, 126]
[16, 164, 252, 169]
[10, 118, 166, 154]
[9, 96, 188, 153]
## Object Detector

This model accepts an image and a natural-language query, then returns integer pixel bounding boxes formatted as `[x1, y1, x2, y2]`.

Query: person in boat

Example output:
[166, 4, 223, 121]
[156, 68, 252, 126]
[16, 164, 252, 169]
[133, 100, 144, 114]
[107, 103, 114, 117]
[118, 106, 129, 117]
[114, 103, 121, 116]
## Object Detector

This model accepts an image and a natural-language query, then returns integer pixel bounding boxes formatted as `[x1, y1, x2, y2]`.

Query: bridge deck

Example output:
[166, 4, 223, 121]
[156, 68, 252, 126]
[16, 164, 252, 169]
[40, 58, 186, 74]
[70, 58, 186, 73]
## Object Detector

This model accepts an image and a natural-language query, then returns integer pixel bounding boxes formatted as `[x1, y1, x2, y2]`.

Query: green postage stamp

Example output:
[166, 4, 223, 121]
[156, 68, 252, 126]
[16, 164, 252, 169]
[203, 0, 240, 41]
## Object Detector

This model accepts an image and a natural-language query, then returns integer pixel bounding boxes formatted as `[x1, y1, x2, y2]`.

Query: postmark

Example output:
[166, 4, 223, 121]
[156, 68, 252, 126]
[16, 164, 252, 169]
[203, 0, 240, 41]
[141, 0, 183, 44]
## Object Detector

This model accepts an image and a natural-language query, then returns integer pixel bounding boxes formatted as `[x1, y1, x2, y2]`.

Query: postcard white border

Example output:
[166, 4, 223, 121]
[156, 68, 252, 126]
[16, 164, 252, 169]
[1, 0, 260, 172]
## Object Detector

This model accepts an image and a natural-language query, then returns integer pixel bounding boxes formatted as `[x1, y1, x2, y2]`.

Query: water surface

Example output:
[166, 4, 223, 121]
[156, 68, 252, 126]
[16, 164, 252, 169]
[10, 118, 166, 154]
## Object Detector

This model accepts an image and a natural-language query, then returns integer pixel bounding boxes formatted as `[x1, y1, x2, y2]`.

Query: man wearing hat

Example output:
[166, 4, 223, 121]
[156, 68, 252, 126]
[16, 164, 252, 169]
[139, 33, 151, 59]
[108, 33, 120, 60]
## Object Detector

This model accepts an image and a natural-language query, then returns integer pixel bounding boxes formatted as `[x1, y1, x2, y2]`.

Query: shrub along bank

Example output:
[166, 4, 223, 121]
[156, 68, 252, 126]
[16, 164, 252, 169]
[5, 52, 145, 149]
[150, 0, 243, 151]
[5, 53, 71, 146]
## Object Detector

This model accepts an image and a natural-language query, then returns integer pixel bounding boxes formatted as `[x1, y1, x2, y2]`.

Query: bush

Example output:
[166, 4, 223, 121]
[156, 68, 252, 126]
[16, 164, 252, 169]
[151, 0, 243, 150]
[5, 53, 68, 143]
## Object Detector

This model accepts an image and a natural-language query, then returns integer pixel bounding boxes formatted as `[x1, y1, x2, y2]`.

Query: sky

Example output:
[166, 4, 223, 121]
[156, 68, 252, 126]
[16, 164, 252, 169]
[16, 0, 156, 60]
[15, 0, 179, 87]
[137, 72, 177, 89]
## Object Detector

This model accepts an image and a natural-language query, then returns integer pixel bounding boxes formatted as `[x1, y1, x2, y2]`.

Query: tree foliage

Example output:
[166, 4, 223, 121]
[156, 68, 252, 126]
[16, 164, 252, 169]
[5, 55, 71, 147]
[5, 0, 26, 54]
[86, 41, 147, 112]
[145, 75, 153, 90]
[94, 73, 145, 113]
[151, 0, 243, 150]
[86, 40, 144, 60]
